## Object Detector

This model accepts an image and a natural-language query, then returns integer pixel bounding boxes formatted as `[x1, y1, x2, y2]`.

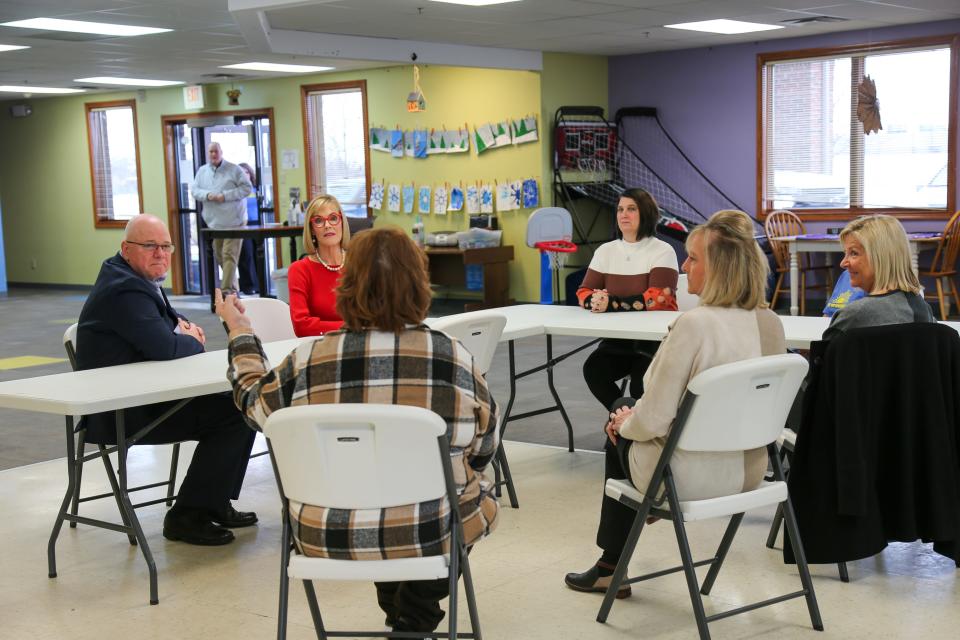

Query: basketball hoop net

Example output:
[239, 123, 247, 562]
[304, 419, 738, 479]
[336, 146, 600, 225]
[535, 239, 577, 274]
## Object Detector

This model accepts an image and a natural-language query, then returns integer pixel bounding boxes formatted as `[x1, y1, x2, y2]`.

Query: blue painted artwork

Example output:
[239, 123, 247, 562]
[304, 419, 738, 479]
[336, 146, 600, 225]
[448, 186, 464, 212]
[522, 178, 539, 208]
[413, 129, 428, 158]
[480, 184, 494, 214]
[418, 185, 431, 213]
[390, 129, 404, 157]
[510, 180, 523, 209]
[402, 185, 415, 213]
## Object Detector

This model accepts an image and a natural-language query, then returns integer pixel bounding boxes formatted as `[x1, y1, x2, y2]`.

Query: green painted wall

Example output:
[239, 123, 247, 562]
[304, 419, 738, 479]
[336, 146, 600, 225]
[0, 54, 607, 302]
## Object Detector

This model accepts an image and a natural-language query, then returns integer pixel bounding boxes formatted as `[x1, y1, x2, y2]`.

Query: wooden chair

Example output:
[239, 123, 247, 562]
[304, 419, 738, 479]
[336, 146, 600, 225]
[919, 209, 960, 320]
[764, 210, 833, 315]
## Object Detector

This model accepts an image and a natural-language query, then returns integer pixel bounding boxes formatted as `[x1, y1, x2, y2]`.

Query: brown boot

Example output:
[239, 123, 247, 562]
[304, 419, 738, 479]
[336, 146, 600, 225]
[564, 563, 631, 598]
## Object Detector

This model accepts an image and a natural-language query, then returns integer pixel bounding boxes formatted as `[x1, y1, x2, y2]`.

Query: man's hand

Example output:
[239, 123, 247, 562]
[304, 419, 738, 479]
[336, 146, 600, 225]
[590, 288, 609, 313]
[207, 192, 226, 203]
[179, 318, 206, 346]
[605, 405, 634, 445]
[215, 288, 252, 333]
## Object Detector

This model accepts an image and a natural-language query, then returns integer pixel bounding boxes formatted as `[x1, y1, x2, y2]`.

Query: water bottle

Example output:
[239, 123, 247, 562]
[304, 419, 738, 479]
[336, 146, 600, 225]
[412, 215, 425, 248]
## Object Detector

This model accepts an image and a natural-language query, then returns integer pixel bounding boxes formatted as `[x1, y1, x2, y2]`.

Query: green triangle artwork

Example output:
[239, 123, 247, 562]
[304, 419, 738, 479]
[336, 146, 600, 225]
[428, 130, 445, 155]
[369, 127, 391, 153]
[474, 123, 496, 155]
[511, 116, 538, 144]
[494, 121, 512, 147]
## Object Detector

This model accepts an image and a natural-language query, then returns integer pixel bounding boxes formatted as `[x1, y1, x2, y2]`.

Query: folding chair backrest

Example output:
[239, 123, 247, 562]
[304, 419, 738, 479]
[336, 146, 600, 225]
[764, 210, 804, 270]
[676, 354, 808, 452]
[63, 323, 79, 371]
[429, 312, 506, 375]
[241, 297, 297, 342]
[676, 274, 699, 311]
[262, 404, 448, 509]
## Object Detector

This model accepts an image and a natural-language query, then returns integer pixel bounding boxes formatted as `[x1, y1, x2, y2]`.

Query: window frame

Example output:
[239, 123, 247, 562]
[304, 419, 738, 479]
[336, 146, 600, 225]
[300, 79, 372, 218]
[757, 34, 959, 221]
[85, 99, 145, 229]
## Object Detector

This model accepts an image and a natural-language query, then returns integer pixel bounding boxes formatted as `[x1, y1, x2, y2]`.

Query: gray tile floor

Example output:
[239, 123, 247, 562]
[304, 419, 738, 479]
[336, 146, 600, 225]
[0, 288, 609, 471]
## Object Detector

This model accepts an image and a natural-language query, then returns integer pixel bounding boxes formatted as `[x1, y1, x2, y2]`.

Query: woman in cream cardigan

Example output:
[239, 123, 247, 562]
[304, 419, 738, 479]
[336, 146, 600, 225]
[565, 209, 785, 598]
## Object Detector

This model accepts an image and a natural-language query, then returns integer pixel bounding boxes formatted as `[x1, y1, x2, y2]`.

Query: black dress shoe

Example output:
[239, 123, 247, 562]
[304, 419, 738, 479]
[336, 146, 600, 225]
[564, 564, 631, 598]
[209, 504, 258, 528]
[163, 508, 234, 546]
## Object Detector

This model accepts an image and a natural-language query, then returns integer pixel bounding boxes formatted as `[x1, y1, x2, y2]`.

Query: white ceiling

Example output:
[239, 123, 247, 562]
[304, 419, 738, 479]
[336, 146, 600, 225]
[0, 0, 958, 94]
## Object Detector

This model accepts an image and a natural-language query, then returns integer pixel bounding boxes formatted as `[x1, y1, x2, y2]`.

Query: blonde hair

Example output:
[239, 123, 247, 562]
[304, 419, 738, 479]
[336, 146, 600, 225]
[689, 210, 769, 310]
[302, 194, 351, 254]
[840, 215, 919, 294]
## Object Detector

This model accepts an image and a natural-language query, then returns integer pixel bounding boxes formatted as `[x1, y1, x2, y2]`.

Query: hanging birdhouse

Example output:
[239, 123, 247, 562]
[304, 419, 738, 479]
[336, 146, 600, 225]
[406, 65, 427, 112]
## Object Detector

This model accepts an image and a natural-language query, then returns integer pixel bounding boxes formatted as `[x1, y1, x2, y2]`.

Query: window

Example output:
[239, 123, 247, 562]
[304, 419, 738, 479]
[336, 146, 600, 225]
[85, 99, 144, 228]
[759, 35, 957, 219]
[302, 81, 370, 217]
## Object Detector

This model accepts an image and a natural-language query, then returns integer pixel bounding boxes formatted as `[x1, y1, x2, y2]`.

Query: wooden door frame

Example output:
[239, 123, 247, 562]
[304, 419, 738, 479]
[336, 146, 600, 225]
[161, 108, 280, 294]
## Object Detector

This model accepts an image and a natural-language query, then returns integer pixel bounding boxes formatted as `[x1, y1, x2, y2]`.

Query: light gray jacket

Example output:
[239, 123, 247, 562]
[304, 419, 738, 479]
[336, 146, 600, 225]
[190, 160, 252, 229]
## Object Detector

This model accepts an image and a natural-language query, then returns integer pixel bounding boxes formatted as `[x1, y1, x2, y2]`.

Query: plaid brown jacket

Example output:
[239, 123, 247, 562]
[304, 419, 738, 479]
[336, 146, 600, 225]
[226, 325, 499, 559]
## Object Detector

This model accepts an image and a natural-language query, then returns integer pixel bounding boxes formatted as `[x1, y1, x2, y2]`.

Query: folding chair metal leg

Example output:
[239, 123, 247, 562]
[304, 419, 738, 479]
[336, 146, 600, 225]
[98, 444, 136, 545]
[494, 443, 519, 508]
[545, 335, 575, 452]
[776, 494, 824, 628]
[302, 579, 326, 640]
[48, 416, 78, 579]
[447, 536, 460, 640]
[665, 476, 712, 640]
[596, 498, 654, 623]
[838, 561, 849, 583]
[277, 519, 292, 640]
[766, 503, 784, 548]
[70, 427, 86, 527]
[115, 409, 160, 605]
[699, 513, 744, 596]
[165, 443, 180, 507]
[460, 548, 483, 640]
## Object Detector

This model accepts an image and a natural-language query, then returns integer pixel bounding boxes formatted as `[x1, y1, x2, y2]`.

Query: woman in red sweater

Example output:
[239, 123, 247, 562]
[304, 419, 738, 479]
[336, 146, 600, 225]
[287, 194, 351, 336]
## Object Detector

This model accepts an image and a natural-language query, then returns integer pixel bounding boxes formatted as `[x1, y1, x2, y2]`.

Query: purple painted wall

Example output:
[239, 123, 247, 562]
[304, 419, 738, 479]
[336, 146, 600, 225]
[609, 19, 960, 231]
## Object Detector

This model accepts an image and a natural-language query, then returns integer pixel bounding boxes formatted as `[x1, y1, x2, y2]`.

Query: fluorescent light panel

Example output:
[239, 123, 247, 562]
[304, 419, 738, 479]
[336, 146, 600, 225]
[665, 19, 783, 35]
[221, 62, 332, 73]
[0, 85, 85, 94]
[0, 44, 30, 52]
[430, 0, 522, 5]
[76, 76, 183, 87]
[0, 18, 170, 37]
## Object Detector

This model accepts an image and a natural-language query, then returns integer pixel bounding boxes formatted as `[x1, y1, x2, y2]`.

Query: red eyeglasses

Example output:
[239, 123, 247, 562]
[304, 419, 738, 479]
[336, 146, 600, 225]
[309, 212, 342, 227]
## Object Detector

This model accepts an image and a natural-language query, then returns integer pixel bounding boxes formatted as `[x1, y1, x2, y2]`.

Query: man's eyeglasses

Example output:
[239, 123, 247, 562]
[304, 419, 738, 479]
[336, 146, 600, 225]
[126, 241, 176, 254]
[310, 212, 342, 227]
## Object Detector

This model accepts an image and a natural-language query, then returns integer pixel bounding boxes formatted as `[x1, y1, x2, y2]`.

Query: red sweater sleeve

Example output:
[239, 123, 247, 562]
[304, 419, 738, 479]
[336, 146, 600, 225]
[287, 259, 344, 337]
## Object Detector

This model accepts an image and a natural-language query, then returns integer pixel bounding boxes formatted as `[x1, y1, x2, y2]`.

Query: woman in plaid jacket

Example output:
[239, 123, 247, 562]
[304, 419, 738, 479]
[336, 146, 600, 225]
[218, 226, 499, 634]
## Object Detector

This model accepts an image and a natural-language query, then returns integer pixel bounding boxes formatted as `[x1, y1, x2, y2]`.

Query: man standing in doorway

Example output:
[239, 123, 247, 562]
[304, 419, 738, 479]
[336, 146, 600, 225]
[191, 142, 252, 294]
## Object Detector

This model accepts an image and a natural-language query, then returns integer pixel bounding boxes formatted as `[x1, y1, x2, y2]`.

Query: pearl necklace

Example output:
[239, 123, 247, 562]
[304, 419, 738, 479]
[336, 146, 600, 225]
[315, 250, 345, 272]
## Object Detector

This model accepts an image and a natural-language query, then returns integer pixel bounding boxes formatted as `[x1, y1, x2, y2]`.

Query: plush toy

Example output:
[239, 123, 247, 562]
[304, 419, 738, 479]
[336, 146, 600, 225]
[643, 286, 678, 311]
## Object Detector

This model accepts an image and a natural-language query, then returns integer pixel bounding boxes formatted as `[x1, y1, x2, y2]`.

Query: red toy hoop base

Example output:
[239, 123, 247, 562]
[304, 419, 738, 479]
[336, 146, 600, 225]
[535, 240, 578, 253]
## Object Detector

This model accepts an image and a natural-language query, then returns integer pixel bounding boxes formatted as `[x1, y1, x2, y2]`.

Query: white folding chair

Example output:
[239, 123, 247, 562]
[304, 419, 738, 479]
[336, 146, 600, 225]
[676, 274, 700, 311]
[430, 312, 516, 510]
[241, 297, 297, 342]
[264, 404, 482, 640]
[597, 354, 823, 639]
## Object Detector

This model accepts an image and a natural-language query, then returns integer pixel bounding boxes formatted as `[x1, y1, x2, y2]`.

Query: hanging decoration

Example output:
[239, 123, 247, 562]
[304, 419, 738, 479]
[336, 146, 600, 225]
[857, 75, 882, 135]
[407, 65, 427, 112]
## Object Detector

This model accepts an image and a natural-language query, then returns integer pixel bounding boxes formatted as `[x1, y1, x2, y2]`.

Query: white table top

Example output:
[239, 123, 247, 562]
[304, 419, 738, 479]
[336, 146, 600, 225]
[4, 307, 958, 417]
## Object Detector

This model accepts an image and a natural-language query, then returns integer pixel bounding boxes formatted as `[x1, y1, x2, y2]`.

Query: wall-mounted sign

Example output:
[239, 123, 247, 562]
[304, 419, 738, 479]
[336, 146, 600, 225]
[183, 85, 205, 110]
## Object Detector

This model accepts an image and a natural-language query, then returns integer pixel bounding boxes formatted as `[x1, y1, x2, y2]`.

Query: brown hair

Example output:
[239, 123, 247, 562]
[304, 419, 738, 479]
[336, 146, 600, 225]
[690, 209, 769, 310]
[335, 226, 433, 332]
[620, 187, 659, 240]
[302, 194, 351, 253]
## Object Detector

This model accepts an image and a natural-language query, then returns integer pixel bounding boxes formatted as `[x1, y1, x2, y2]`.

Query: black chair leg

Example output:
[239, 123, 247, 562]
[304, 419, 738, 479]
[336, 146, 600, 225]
[302, 579, 326, 640]
[98, 444, 136, 546]
[596, 498, 654, 624]
[766, 503, 784, 549]
[461, 547, 482, 640]
[70, 428, 86, 527]
[700, 513, 744, 596]
[666, 478, 712, 640]
[781, 498, 825, 631]
[277, 521, 291, 640]
[165, 443, 180, 507]
[838, 561, 850, 583]
[494, 442, 519, 508]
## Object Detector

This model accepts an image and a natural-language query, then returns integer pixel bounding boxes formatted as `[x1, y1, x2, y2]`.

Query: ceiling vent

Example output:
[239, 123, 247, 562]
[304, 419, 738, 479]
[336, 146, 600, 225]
[781, 15, 850, 25]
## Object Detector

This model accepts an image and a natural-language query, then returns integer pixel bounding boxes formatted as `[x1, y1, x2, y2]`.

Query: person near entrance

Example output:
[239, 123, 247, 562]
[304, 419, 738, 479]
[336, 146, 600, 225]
[237, 162, 261, 295]
[76, 214, 258, 546]
[191, 142, 252, 294]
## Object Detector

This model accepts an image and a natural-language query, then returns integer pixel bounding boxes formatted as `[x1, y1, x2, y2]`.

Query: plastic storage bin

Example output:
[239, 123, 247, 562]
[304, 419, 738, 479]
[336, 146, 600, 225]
[457, 228, 502, 249]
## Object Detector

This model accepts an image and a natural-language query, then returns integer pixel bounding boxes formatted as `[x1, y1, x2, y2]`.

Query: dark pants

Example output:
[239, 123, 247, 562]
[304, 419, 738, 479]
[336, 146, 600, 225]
[238, 238, 260, 294]
[596, 398, 639, 561]
[374, 548, 470, 633]
[583, 339, 658, 410]
[83, 392, 257, 510]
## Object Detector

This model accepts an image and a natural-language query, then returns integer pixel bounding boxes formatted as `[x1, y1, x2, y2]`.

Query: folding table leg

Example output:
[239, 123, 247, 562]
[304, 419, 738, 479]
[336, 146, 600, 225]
[98, 444, 136, 545]
[116, 410, 160, 605]
[48, 415, 78, 579]
[165, 443, 180, 507]
[70, 427, 86, 527]
[545, 335, 574, 452]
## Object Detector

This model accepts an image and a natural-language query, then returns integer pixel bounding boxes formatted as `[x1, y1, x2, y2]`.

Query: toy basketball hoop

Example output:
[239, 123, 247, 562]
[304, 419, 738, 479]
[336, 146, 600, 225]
[526, 208, 575, 304]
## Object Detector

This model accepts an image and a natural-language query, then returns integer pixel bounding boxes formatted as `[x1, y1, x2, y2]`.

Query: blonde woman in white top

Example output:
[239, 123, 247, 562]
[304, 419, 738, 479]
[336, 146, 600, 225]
[565, 209, 785, 598]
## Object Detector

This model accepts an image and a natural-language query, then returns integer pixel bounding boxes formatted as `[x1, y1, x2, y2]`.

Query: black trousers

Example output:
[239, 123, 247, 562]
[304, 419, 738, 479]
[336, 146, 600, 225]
[596, 398, 640, 560]
[582, 339, 659, 410]
[82, 392, 257, 510]
[374, 548, 470, 632]
[238, 238, 260, 294]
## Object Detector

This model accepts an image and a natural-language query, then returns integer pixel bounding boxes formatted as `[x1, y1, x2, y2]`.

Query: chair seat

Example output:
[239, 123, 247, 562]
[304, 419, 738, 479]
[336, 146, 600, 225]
[777, 427, 797, 449]
[288, 554, 450, 582]
[605, 478, 788, 522]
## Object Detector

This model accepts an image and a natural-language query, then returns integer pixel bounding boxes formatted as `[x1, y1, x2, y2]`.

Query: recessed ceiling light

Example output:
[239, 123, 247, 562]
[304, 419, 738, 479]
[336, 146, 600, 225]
[0, 18, 171, 37]
[0, 85, 85, 94]
[0, 44, 30, 52]
[76, 76, 183, 87]
[665, 19, 783, 35]
[429, 0, 522, 5]
[221, 62, 333, 73]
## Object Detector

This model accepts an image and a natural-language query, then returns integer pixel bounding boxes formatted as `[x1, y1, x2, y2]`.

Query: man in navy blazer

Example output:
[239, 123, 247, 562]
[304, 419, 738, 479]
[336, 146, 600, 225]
[77, 214, 257, 546]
